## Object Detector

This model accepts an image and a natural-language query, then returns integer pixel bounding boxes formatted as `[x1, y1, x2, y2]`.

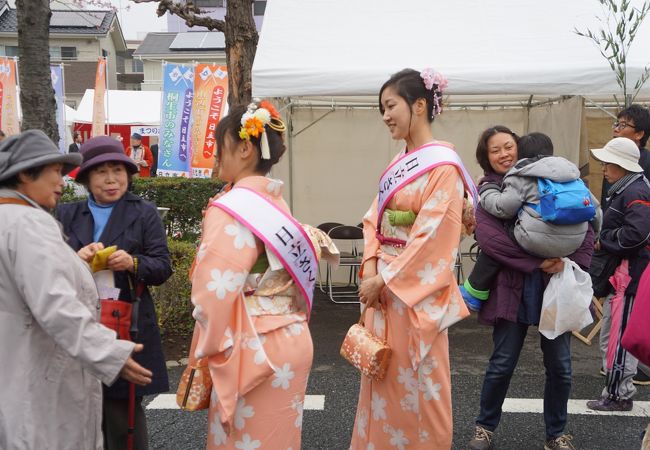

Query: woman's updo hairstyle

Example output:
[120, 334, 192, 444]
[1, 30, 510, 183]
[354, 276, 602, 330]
[378, 68, 447, 124]
[475, 125, 519, 174]
[215, 100, 286, 174]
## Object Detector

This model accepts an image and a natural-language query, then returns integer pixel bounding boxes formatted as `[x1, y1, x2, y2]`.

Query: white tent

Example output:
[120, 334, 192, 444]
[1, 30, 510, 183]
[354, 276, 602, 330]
[74, 89, 161, 125]
[251, 0, 650, 229]
[253, 0, 650, 99]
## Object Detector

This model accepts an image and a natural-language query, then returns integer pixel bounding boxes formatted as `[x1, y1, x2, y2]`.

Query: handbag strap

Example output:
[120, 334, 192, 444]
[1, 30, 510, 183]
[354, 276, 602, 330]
[0, 197, 32, 207]
[358, 294, 389, 342]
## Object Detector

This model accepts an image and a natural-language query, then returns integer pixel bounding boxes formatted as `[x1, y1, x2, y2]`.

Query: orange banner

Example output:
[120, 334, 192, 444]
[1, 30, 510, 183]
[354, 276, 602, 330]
[0, 57, 19, 136]
[190, 64, 228, 178]
[91, 57, 107, 137]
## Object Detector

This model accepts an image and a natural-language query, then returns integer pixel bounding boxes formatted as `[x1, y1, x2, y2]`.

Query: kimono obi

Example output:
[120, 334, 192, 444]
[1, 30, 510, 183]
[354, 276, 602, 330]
[379, 208, 414, 256]
[243, 272, 301, 316]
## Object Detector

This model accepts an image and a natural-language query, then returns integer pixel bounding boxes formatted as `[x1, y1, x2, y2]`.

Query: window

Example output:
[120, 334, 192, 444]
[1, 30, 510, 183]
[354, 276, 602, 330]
[101, 49, 109, 58]
[132, 58, 144, 73]
[0, 45, 20, 57]
[50, 46, 77, 60]
[253, 0, 266, 15]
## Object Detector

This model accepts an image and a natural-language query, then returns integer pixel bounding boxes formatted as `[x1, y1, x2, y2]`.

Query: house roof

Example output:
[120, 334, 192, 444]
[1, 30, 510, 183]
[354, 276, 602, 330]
[0, 7, 116, 36]
[134, 32, 226, 57]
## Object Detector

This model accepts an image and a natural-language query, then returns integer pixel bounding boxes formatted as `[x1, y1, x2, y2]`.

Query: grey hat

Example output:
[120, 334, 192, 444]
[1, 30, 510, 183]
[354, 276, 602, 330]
[0, 129, 82, 182]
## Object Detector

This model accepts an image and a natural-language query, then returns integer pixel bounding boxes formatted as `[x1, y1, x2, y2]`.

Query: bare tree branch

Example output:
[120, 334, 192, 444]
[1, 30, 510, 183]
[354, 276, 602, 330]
[132, 0, 225, 32]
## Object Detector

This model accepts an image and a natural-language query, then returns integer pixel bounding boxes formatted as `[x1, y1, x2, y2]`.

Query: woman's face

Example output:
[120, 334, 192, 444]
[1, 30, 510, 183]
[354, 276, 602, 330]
[88, 162, 129, 205]
[601, 162, 628, 184]
[380, 86, 414, 140]
[487, 132, 518, 175]
[17, 163, 64, 209]
[215, 134, 241, 183]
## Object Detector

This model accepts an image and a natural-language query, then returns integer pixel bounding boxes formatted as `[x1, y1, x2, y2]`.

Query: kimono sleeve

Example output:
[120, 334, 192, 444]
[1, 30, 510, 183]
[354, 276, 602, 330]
[190, 207, 261, 360]
[361, 197, 380, 270]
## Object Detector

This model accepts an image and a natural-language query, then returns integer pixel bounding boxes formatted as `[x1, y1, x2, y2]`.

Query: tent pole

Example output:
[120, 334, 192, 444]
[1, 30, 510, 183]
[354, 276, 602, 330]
[584, 97, 617, 119]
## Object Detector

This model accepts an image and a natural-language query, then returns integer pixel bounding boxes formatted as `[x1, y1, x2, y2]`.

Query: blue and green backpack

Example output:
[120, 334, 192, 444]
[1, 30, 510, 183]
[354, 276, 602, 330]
[533, 178, 596, 225]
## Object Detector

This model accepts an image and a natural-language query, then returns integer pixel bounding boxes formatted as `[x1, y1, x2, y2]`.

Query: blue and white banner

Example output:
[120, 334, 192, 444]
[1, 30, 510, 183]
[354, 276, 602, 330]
[50, 65, 66, 153]
[158, 62, 194, 177]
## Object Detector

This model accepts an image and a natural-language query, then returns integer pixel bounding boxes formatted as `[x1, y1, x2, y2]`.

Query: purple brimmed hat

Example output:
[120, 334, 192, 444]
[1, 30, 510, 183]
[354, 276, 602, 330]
[76, 136, 138, 180]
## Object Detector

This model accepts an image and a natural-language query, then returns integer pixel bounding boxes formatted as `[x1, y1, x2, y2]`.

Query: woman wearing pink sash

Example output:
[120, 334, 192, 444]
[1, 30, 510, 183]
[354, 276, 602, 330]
[190, 100, 336, 449]
[351, 68, 473, 449]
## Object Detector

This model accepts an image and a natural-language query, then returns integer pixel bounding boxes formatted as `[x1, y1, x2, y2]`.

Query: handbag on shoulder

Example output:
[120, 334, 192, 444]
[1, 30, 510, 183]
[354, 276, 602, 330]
[589, 249, 621, 298]
[340, 300, 392, 381]
[176, 325, 213, 411]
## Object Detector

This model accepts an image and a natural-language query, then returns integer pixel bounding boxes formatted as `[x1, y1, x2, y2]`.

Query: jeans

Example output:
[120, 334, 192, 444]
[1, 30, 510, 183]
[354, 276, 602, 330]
[476, 319, 572, 439]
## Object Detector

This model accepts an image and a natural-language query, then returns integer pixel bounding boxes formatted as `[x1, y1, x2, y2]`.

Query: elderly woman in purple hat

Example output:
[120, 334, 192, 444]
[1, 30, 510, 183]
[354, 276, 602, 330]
[56, 136, 172, 450]
[0, 130, 152, 450]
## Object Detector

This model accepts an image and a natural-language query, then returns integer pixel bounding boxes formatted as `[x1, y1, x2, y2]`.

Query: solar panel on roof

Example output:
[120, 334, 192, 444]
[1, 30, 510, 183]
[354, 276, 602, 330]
[50, 11, 105, 28]
[169, 32, 225, 50]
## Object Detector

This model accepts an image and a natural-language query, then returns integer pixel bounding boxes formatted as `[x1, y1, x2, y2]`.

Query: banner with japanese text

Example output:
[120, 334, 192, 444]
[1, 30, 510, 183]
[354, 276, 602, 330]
[91, 57, 106, 137]
[0, 57, 19, 136]
[158, 63, 194, 177]
[51, 65, 66, 153]
[190, 64, 228, 178]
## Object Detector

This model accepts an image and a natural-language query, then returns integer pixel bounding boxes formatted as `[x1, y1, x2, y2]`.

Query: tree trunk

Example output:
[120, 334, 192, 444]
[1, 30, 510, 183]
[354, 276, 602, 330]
[224, 0, 258, 106]
[16, 0, 59, 142]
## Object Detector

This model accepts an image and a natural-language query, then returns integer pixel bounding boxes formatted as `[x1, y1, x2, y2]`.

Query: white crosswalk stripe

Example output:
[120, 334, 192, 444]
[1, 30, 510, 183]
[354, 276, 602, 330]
[503, 398, 650, 417]
[147, 394, 326, 411]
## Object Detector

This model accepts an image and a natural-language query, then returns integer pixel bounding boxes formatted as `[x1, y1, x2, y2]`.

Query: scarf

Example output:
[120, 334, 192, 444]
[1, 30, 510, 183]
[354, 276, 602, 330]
[607, 172, 643, 199]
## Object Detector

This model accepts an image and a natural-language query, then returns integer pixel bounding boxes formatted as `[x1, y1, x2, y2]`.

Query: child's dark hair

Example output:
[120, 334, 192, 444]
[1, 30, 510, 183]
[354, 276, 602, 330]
[379, 69, 438, 124]
[215, 104, 286, 174]
[517, 132, 554, 159]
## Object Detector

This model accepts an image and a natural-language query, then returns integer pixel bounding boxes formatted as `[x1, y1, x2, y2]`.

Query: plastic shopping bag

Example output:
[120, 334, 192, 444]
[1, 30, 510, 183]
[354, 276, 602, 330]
[539, 258, 594, 339]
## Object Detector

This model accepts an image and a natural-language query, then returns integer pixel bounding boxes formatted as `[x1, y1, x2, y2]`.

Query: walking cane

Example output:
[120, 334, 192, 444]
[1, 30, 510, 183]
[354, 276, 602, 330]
[127, 274, 143, 450]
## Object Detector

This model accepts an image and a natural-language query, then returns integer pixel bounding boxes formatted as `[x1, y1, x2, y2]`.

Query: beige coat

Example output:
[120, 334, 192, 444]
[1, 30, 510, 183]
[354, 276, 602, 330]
[0, 188, 134, 450]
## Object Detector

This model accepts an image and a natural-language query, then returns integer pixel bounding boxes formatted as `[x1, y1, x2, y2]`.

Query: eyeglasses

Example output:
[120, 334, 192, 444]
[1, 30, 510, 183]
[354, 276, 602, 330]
[612, 121, 637, 131]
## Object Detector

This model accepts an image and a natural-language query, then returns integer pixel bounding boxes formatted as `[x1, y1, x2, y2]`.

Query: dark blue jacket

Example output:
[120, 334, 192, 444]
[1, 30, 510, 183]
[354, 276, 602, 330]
[56, 192, 172, 398]
[600, 176, 650, 295]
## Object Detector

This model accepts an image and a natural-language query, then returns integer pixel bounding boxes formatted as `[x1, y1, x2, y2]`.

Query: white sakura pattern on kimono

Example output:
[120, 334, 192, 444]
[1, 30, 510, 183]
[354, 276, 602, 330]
[397, 366, 419, 413]
[391, 296, 406, 316]
[207, 269, 246, 300]
[419, 429, 430, 443]
[235, 434, 261, 450]
[266, 179, 283, 196]
[456, 178, 465, 198]
[420, 377, 442, 401]
[422, 189, 450, 212]
[367, 444, 375, 450]
[418, 340, 432, 362]
[197, 243, 208, 261]
[192, 304, 207, 325]
[222, 327, 234, 350]
[382, 424, 410, 450]
[381, 265, 399, 284]
[413, 293, 445, 322]
[356, 408, 369, 438]
[210, 414, 228, 446]
[243, 334, 267, 365]
[225, 221, 257, 250]
[234, 397, 255, 430]
[372, 310, 386, 337]
[283, 322, 305, 337]
[402, 174, 428, 195]
[272, 363, 295, 390]
[437, 289, 463, 331]
[411, 217, 442, 242]
[371, 392, 387, 421]
[416, 259, 448, 285]
[291, 395, 304, 428]
[210, 388, 219, 408]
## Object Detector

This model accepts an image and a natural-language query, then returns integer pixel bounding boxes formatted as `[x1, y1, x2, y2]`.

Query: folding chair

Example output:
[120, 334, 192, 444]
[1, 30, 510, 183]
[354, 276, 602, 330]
[326, 225, 363, 304]
[316, 222, 343, 292]
[572, 296, 605, 345]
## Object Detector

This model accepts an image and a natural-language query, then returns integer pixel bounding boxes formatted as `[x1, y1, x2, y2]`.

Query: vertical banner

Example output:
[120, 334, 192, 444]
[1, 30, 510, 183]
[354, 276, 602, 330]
[91, 57, 106, 137]
[158, 62, 194, 177]
[190, 64, 228, 178]
[51, 64, 66, 153]
[0, 57, 19, 136]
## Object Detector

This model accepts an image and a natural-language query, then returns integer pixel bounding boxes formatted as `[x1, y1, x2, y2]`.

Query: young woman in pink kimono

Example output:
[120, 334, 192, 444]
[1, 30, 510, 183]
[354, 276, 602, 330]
[351, 69, 475, 450]
[190, 100, 337, 450]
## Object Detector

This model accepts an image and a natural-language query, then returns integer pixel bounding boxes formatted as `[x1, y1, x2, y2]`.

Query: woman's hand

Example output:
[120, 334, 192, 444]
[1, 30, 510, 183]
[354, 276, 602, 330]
[540, 258, 564, 274]
[594, 240, 601, 251]
[119, 344, 153, 386]
[358, 274, 385, 307]
[107, 250, 135, 272]
[77, 242, 104, 263]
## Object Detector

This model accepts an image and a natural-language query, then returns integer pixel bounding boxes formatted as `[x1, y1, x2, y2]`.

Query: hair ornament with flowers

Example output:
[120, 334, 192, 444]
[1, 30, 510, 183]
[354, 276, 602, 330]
[420, 67, 448, 118]
[239, 99, 286, 159]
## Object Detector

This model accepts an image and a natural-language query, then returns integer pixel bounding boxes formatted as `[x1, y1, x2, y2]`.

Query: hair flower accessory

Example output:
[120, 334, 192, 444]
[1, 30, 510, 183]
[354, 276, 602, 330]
[239, 99, 287, 159]
[420, 67, 448, 117]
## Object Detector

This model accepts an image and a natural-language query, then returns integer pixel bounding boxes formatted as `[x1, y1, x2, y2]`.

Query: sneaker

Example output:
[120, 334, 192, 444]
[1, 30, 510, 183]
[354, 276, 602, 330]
[599, 367, 606, 377]
[544, 434, 576, 450]
[633, 371, 650, 386]
[468, 425, 493, 450]
[586, 397, 633, 411]
[460, 285, 482, 312]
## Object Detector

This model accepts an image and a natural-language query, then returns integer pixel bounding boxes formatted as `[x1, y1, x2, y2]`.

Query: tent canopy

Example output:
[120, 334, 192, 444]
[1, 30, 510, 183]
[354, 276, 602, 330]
[252, 0, 650, 99]
[74, 89, 161, 125]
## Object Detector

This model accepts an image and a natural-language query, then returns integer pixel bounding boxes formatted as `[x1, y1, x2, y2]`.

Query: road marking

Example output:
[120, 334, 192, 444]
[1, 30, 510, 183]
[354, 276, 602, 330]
[147, 394, 325, 411]
[503, 398, 650, 417]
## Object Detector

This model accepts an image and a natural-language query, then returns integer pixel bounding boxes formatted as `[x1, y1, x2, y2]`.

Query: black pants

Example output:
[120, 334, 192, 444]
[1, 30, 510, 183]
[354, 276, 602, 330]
[467, 251, 502, 292]
[103, 396, 149, 450]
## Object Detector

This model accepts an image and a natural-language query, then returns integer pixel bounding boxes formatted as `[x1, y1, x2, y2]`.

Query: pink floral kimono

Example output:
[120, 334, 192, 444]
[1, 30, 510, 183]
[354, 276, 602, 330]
[350, 146, 471, 450]
[191, 175, 337, 450]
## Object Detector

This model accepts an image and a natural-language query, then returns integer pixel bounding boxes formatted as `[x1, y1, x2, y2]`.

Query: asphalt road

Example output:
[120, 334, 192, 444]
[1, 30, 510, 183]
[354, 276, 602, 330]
[145, 292, 649, 450]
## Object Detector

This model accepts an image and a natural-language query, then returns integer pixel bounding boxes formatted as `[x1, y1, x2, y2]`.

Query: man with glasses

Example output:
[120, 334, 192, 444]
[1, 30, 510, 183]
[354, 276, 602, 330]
[599, 104, 650, 390]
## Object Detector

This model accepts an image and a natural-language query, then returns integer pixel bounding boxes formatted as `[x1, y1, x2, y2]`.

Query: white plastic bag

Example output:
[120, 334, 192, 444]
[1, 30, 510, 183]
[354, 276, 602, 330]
[539, 258, 593, 339]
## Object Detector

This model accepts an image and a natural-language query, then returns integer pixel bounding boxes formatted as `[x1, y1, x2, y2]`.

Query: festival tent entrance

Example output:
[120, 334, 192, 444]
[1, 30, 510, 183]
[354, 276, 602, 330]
[73, 89, 162, 148]
[252, 0, 650, 228]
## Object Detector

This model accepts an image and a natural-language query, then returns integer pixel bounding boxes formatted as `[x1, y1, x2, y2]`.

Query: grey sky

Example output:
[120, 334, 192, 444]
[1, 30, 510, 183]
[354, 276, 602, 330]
[111, 0, 167, 41]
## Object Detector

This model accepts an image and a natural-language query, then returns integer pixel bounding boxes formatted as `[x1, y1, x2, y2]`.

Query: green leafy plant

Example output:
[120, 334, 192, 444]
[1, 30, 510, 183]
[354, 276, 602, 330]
[574, 0, 650, 106]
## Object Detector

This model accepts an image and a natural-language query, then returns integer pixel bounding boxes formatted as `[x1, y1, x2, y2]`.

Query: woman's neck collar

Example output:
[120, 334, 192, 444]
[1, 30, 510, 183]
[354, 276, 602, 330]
[88, 194, 118, 208]
[404, 129, 434, 153]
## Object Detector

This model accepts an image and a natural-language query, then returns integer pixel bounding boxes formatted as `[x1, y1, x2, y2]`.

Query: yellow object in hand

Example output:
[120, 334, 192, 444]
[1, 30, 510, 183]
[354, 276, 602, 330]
[91, 245, 117, 272]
